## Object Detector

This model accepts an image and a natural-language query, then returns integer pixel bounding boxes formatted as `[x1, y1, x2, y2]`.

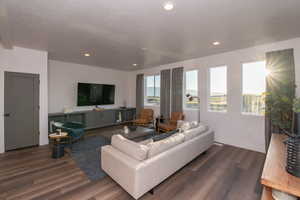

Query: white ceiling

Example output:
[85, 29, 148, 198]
[2, 0, 300, 70]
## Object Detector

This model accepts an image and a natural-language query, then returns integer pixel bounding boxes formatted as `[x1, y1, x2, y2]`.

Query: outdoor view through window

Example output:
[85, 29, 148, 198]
[242, 61, 266, 115]
[209, 66, 227, 112]
[185, 70, 199, 108]
[145, 74, 160, 105]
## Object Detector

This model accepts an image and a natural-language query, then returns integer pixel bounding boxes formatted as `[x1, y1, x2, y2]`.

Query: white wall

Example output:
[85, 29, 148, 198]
[48, 60, 131, 113]
[2, 39, 300, 154]
[0, 47, 48, 153]
[128, 38, 300, 153]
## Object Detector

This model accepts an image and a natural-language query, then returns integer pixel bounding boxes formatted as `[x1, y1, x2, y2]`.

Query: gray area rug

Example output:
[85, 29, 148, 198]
[70, 135, 110, 181]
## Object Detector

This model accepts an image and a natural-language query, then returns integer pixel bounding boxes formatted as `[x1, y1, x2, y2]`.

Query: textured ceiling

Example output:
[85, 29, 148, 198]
[2, 0, 300, 70]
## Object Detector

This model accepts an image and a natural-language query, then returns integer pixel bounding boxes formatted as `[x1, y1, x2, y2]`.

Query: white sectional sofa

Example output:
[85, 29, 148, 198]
[101, 123, 214, 199]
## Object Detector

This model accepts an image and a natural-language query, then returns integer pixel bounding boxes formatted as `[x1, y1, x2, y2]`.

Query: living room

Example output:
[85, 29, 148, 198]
[1, 0, 300, 200]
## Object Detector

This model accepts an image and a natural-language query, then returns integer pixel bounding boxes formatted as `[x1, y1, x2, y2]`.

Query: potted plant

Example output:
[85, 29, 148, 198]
[285, 98, 300, 177]
[266, 88, 300, 177]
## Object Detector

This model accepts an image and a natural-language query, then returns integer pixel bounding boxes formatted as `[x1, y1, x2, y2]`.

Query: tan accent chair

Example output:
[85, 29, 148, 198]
[158, 112, 184, 133]
[132, 109, 154, 126]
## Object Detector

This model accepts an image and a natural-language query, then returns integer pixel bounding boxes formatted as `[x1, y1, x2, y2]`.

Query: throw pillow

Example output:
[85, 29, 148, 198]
[190, 121, 199, 128]
[181, 122, 191, 132]
[183, 124, 208, 141]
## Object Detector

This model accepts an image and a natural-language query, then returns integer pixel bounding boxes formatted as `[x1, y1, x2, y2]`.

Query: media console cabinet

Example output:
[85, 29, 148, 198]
[48, 107, 136, 132]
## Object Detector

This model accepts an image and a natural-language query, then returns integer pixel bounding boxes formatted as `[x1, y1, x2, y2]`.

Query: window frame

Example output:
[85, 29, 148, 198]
[183, 69, 199, 110]
[241, 60, 266, 116]
[144, 73, 161, 106]
[208, 65, 228, 113]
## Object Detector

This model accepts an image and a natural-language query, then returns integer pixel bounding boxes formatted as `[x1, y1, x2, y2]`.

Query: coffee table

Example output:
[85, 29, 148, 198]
[111, 126, 156, 142]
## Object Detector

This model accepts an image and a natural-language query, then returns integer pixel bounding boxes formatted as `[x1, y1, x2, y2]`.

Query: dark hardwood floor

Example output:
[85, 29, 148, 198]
[0, 139, 265, 200]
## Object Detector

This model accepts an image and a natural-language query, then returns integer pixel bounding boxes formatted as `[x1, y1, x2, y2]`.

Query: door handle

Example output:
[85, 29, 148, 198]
[4, 113, 10, 117]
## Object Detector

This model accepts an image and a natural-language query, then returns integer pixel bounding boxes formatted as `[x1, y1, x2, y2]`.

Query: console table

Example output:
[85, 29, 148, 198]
[48, 107, 136, 132]
[261, 134, 300, 199]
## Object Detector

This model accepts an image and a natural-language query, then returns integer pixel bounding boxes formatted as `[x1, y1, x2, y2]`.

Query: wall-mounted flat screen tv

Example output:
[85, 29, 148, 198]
[77, 83, 115, 106]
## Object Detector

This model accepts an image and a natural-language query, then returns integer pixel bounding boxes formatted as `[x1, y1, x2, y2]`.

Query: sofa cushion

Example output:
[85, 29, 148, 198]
[182, 123, 208, 141]
[111, 135, 149, 161]
[147, 133, 185, 158]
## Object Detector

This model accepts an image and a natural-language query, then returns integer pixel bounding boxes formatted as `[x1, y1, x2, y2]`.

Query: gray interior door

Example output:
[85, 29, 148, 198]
[4, 72, 39, 151]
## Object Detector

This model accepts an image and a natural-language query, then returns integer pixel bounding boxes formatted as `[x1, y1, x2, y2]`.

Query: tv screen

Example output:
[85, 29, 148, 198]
[77, 83, 115, 106]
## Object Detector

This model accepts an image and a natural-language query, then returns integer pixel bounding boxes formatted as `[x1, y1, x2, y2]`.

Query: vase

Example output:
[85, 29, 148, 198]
[286, 136, 300, 177]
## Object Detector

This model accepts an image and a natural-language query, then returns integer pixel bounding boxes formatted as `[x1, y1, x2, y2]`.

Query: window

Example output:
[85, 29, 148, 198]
[184, 70, 199, 109]
[242, 61, 266, 115]
[145, 74, 160, 105]
[209, 66, 227, 112]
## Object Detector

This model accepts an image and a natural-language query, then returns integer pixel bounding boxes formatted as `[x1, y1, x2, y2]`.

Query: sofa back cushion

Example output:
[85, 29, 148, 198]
[111, 135, 149, 161]
[183, 124, 208, 141]
[147, 133, 185, 158]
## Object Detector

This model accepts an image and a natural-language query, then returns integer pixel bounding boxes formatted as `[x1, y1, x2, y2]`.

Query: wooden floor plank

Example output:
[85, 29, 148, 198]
[0, 135, 265, 200]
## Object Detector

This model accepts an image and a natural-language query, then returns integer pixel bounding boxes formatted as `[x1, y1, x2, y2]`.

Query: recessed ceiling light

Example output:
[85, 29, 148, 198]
[84, 53, 91, 57]
[163, 1, 174, 11]
[213, 41, 221, 46]
[141, 48, 147, 51]
[133, 64, 138, 66]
